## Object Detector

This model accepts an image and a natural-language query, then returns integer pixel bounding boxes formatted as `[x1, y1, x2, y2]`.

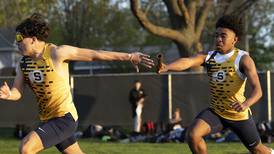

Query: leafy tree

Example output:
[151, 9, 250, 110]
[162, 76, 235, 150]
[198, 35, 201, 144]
[0, 0, 55, 27]
[51, 0, 144, 49]
[130, 0, 260, 57]
[131, 0, 213, 58]
[50, 0, 157, 73]
[246, 0, 274, 70]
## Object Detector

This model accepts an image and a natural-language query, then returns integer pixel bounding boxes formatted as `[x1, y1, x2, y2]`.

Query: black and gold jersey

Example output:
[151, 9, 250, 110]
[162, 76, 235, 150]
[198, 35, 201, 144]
[205, 48, 249, 120]
[19, 44, 78, 121]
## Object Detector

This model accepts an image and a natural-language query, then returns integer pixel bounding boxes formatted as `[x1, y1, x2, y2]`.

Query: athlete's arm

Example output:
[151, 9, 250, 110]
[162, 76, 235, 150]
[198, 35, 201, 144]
[158, 51, 207, 73]
[232, 55, 262, 112]
[53, 45, 154, 68]
[0, 66, 24, 101]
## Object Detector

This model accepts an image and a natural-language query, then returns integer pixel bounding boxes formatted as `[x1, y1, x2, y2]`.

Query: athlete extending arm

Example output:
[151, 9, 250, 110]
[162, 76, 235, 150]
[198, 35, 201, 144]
[52, 45, 154, 72]
[0, 45, 154, 102]
[157, 51, 207, 73]
[0, 39, 154, 102]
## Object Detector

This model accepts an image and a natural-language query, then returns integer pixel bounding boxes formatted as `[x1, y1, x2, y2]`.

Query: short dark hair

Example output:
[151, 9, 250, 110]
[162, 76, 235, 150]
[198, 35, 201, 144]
[216, 15, 243, 40]
[16, 13, 49, 41]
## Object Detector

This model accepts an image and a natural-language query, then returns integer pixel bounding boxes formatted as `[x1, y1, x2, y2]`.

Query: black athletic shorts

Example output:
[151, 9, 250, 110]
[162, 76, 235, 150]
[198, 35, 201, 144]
[196, 108, 261, 149]
[35, 113, 78, 152]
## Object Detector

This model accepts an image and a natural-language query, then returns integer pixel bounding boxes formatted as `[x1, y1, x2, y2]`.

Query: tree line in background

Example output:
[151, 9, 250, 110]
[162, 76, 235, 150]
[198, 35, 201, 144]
[0, 0, 273, 72]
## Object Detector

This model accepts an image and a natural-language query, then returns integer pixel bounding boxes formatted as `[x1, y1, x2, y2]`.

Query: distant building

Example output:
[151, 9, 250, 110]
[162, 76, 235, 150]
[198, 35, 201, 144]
[0, 28, 19, 76]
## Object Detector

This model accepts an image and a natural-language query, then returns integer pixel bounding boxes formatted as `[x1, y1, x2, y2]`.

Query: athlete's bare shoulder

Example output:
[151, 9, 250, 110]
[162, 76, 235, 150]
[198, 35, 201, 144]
[47, 43, 58, 54]
[48, 43, 57, 48]
[55, 44, 76, 51]
[50, 44, 76, 62]
[239, 54, 254, 73]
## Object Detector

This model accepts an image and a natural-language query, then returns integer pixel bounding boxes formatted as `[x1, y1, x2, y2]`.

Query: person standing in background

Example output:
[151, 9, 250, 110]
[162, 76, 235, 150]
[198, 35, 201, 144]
[129, 80, 146, 133]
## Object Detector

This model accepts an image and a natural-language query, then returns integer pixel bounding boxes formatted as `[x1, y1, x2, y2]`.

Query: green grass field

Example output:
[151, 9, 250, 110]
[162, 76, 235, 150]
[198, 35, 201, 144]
[0, 137, 274, 154]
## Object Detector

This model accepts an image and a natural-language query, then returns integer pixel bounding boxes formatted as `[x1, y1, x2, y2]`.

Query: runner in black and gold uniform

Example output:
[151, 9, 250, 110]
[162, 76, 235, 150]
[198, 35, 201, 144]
[158, 15, 273, 154]
[0, 13, 154, 154]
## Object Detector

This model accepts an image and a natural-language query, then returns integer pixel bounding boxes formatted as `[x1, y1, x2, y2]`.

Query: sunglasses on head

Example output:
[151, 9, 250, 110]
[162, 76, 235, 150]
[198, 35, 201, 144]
[15, 33, 24, 42]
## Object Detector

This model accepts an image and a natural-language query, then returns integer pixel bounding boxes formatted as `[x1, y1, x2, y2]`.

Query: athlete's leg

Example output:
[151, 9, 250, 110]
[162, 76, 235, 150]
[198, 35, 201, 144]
[23, 113, 78, 154]
[56, 133, 85, 154]
[186, 108, 223, 154]
[226, 116, 273, 154]
[186, 119, 211, 154]
[249, 142, 272, 154]
[19, 131, 44, 154]
[61, 142, 85, 154]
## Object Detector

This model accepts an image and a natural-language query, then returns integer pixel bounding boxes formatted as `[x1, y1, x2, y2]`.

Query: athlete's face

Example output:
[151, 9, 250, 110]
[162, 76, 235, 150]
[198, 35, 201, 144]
[15, 34, 37, 56]
[215, 28, 238, 53]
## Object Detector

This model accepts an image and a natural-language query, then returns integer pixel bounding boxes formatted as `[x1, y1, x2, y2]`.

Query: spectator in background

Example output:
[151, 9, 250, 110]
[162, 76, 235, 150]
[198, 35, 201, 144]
[155, 107, 185, 143]
[129, 80, 146, 133]
[167, 107, 183, 132]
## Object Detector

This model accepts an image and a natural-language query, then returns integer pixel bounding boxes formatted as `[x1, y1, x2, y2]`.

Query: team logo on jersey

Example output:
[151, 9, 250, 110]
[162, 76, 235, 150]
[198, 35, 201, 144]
[212, 70, 226, 82]
[29, 70, 44, 83]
